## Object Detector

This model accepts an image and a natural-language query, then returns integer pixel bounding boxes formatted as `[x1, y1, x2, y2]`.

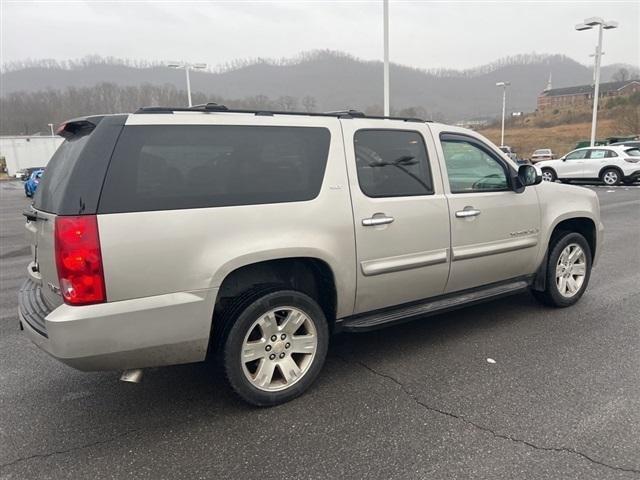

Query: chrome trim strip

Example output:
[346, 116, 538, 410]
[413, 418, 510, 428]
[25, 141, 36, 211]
[361, 249, 448, 276]
[452, 236, 538, 261]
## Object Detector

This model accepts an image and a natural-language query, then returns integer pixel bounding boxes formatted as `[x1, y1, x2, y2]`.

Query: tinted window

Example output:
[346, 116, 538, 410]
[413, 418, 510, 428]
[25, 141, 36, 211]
[354, 130, 433, 197]
[441, 139, 509, 193]
[33, 135, 90, 213]
[606, 150, 618, 158]
[626, 148, 640, 157]
[98, 125, 330, 213]
[566, 150, 588, 160]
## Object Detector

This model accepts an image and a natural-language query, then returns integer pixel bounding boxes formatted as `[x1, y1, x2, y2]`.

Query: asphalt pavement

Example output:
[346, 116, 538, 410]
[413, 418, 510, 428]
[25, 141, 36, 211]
[1, 180, 639, 480]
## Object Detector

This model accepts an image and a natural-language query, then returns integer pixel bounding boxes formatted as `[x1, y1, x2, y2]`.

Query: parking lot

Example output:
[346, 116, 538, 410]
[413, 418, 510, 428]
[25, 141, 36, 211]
[0, 180, 638, 479]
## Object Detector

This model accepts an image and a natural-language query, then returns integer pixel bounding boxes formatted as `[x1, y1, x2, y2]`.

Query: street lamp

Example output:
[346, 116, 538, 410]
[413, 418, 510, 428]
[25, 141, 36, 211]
[575, 17, 618, 147]
[167, 62, 207, 107]
[383, 0, 390, 116]
[496, 81, 511, 147]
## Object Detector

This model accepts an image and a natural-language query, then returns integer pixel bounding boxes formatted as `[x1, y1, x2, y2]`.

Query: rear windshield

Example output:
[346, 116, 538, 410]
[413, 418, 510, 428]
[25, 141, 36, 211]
[98, 125, 331, 213]
[33, 135, 90, 213]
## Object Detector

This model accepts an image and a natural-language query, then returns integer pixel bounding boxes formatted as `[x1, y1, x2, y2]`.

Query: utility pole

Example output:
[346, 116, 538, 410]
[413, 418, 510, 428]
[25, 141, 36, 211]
[383, 0, 390, 116]
[496, 81, 510, 147]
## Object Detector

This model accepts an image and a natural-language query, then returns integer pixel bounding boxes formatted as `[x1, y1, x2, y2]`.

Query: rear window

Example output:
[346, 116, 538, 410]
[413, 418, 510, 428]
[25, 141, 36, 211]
[33, 135, 90, 213]
[98, 125, 331, 213]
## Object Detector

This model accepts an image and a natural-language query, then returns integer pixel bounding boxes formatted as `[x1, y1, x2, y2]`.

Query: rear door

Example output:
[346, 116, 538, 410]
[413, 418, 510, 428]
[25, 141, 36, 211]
[340, 120, 450, 314]
[583, 148, 614, 177]
[432, 127, 541, 293]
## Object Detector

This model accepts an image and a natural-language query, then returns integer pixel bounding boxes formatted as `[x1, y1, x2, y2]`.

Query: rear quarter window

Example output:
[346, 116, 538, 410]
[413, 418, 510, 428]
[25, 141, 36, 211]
[98, 125, 331, 213]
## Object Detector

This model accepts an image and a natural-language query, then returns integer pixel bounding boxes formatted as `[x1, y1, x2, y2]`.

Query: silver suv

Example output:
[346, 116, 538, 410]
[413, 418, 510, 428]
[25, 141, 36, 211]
[19, 105, 603, 406]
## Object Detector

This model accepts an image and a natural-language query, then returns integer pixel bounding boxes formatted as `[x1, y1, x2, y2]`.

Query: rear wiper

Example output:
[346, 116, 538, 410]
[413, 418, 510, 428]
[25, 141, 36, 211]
[23, 209, 46, 222]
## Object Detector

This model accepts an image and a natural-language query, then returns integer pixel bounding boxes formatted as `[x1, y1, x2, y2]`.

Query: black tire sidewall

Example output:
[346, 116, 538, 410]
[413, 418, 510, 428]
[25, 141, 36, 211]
[223, 290, 329, 407]
[545, 232, 592, 307]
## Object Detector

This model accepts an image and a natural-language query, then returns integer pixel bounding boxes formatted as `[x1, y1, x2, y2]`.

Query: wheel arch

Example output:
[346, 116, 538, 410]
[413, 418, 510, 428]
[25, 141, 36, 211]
[598, 165, 624, 179]
[533, 216, 597, 291]
[212, 256, 340, 335]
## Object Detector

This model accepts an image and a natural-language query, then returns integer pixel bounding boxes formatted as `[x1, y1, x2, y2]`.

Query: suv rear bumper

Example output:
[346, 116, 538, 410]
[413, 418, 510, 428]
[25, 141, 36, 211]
[19, 279, 216, 371]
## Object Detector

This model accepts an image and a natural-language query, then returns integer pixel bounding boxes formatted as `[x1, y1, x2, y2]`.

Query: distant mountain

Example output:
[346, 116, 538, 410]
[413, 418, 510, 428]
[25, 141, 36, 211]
[1, 51, 638, 121]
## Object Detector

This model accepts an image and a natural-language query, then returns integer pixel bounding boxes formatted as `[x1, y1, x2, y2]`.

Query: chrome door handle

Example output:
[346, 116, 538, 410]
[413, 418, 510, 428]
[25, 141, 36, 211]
[362, 216, 395, 226]
[455, 208, 481, 218]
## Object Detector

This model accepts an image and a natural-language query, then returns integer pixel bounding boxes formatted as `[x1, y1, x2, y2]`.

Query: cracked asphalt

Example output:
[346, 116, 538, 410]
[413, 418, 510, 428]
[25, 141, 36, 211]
[1, 180, 639, 479]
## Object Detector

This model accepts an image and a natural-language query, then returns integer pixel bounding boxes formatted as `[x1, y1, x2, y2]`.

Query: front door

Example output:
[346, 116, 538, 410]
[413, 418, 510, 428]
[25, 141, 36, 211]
[432, 129, 542, 293]
[341, 121, 451, 314]
[558, 149, 589, 178]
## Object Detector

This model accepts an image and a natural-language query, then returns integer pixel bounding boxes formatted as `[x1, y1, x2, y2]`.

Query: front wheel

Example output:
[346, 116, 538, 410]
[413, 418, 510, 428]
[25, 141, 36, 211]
[541, 169, 556, 182]
[222, 289, 329, 406]
[532, 232, 592, 307]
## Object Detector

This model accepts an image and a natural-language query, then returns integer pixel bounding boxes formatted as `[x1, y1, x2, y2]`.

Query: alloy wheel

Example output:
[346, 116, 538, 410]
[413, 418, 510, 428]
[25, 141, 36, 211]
[555, 243, 587, 298]
[240, 307, 318, 392]
[603, 170, 619, 185]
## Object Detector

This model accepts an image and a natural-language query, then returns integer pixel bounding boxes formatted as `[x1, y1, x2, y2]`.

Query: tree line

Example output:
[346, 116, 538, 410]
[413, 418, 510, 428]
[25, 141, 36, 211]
[0, 82, 437, 135]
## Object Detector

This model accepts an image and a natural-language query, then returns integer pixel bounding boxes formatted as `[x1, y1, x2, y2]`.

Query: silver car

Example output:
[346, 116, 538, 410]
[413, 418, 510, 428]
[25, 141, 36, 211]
[19, 105, 603, 406]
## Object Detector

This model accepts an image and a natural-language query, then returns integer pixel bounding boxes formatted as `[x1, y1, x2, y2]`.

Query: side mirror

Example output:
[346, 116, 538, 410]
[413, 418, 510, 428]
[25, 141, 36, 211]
[514, 164, 541, 192]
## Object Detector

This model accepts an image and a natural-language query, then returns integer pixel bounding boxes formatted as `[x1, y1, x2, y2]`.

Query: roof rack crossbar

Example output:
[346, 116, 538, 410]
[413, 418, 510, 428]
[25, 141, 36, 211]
[134, 105, 428, 122]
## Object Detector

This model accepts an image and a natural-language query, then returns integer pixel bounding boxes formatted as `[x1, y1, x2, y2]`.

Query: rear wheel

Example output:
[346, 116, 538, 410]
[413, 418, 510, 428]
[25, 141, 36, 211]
[541, 169, 556, 182]
[532, 232, 592, 307]
[222, 289, 329, 406]
[601, 168, 621, 186]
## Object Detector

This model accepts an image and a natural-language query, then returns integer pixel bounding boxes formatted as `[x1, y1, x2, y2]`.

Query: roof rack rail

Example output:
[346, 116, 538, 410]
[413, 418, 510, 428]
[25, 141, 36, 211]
[134, 105, 427, 122]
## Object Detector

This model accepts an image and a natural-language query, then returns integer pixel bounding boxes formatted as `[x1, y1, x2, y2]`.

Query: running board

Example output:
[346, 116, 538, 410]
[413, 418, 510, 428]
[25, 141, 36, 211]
[338, 279, 531, 332]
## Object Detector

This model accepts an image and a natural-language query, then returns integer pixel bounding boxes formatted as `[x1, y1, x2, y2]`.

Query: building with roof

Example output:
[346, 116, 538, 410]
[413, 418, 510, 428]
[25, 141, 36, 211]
[537, 79, 640, 111]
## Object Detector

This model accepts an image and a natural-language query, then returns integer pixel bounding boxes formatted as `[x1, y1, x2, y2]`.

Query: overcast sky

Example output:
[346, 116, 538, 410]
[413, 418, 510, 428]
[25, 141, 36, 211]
[1, 1, 638, 71]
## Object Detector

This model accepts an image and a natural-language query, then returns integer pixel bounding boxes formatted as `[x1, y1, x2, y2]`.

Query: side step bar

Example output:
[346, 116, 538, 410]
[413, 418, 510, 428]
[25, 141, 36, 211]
[338, 278, 531, 333]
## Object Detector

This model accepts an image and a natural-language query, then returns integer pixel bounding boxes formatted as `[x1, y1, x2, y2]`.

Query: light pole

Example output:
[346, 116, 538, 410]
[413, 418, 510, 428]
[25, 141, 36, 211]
[383, 0, 390, 116]
[575, 17, 618, 147]
[47, 123, 54, 137]
[496, 81, 510, 147]
[167, 62, 207, 107]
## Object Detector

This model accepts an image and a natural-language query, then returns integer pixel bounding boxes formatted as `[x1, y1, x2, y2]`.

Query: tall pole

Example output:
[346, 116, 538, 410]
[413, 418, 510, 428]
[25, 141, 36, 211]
[500, 86, 506, 147]
[590, 24, 604, 147]
[185, 66, 192, 107]
[383, 0, 389, 116]
[48, 123, 54, 137]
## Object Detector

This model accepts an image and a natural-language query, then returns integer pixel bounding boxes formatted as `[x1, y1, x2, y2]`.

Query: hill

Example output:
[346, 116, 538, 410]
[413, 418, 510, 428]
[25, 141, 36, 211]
[1, 51, 638, 122]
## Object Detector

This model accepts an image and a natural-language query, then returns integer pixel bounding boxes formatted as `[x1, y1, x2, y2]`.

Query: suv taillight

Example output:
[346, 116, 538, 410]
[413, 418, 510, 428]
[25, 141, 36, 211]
[54, 216, 106, 306]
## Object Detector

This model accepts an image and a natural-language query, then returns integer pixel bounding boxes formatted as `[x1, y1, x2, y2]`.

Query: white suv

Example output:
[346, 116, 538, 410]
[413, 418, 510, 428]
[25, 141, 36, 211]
[537, 146, 640, 185]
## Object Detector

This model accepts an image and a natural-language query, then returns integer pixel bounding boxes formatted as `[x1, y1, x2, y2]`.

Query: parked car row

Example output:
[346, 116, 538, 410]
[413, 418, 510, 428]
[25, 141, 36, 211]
[15, 166, 45, 181]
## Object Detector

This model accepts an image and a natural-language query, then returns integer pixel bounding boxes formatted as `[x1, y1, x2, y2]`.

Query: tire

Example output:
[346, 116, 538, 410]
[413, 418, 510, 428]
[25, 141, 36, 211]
[541, 169, 556, 182]
[222, 288, 329, 406]
[601, 168, 621, 186]
[532, 232, 592, 308]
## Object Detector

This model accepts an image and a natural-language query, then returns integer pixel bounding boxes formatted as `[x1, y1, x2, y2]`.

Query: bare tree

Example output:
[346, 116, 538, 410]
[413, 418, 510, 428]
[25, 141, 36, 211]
[276, 96, 298, 111]
[302, 95, 317, 112]
[617, 105, 640, 134]
[612, 68, 630, 82]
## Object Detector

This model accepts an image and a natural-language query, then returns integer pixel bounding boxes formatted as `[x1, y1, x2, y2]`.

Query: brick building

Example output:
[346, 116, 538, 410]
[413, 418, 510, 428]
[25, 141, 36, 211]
[537, 79, 640, 111]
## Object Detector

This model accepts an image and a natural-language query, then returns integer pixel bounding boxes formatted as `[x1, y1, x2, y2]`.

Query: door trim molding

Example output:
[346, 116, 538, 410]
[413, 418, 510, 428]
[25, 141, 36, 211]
[361, 248, 448, 276]
[452, 235, 538, 261]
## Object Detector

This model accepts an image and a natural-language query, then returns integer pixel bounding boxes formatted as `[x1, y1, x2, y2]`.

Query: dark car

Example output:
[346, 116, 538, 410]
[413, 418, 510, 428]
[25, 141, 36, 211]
[16, 166, 45, 181]
[24, 169, 44, 198]
[610, 141, 640, 149]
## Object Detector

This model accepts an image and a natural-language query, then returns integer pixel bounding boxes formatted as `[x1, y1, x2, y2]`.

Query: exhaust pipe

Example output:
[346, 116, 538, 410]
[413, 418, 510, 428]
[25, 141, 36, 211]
[120, 369, 144, 383]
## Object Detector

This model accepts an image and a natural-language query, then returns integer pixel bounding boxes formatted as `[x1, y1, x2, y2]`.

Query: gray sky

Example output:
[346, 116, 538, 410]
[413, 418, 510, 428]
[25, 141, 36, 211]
[1, 1, 638, 71]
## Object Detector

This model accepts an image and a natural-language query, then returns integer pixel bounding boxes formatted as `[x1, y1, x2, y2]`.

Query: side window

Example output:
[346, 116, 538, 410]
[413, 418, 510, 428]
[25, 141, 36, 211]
[441, 139, 509, 193]
[354, 130, 433, 197]
[606, 150, 618, 158]
[566, 150, 588, 160]
[588, 150, 607, 159]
